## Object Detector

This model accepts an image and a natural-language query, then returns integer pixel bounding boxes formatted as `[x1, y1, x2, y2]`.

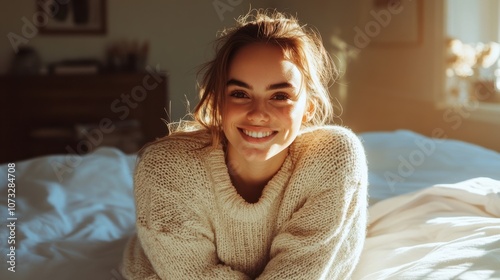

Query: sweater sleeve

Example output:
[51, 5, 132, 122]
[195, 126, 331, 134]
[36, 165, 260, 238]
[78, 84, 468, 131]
[257, 128, 369, 280]
[121, 143, 251, 280]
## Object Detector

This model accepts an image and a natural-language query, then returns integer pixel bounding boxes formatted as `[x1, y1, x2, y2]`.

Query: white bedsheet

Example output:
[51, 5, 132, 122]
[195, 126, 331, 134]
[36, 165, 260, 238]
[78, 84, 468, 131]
[0, 148, 137, 280]
[353, 177, 500, 280]
[359, 130, 500, 204]
[0, 130, 499, 280]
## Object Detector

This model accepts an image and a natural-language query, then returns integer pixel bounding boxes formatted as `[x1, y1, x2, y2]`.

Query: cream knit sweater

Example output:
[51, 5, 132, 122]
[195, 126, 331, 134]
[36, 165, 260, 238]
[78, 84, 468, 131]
[121, 125, 368, 279]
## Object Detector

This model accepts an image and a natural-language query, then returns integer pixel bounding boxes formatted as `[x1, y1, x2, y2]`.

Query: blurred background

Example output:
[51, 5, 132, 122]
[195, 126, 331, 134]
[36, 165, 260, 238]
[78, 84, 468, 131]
[1, 0, 499, 163]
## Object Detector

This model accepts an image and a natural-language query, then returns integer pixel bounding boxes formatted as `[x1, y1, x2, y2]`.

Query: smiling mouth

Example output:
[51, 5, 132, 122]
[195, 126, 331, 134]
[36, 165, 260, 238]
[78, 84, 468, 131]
[241, 129, 275, 139]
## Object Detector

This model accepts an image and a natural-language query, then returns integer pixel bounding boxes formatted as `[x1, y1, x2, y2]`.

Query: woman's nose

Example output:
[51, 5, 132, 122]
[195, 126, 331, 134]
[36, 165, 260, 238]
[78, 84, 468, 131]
[247, 101, 270, 123]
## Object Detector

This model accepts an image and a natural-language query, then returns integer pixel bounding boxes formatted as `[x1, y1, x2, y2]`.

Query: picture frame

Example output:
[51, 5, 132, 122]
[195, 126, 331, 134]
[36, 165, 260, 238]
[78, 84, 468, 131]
[37, 0, 107, 35]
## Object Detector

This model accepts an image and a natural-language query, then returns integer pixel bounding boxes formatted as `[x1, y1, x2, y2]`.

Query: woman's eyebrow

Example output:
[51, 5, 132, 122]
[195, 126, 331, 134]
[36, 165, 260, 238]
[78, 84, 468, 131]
[226, 79, 251, 89]
[226, 79, 296, 91]
[267, 82, 295, 90]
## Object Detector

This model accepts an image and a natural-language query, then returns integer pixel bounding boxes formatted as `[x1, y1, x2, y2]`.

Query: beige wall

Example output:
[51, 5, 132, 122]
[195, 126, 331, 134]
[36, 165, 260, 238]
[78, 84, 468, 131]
[3, 0, 499, 151]
[275, 0, 500, 152]
[2, 0, 268, 121]
[344, 0, 500, 152]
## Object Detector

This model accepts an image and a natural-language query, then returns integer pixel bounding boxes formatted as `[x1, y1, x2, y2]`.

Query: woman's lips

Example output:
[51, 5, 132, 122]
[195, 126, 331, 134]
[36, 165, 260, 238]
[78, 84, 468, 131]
[242, 129, 273, 138]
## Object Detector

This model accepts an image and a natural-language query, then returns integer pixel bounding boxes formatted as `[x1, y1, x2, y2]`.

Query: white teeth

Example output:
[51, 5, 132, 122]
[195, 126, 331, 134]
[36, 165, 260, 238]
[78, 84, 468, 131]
[243, 130, 273, 138]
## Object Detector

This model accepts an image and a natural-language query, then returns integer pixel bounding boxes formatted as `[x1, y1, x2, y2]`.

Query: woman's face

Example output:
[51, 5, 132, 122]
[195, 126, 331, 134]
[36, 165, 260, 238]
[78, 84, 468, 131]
[222, 43, 309, 165]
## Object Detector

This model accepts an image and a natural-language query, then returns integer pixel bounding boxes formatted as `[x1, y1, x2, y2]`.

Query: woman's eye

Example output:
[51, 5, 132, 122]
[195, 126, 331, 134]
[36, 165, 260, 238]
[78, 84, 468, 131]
[271, 93, 290, 101]
[229, 90, 248, 98]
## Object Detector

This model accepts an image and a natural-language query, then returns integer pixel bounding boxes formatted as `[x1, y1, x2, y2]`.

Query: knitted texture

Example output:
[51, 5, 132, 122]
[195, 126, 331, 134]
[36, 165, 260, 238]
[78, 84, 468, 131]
[121, 125, 368, 279]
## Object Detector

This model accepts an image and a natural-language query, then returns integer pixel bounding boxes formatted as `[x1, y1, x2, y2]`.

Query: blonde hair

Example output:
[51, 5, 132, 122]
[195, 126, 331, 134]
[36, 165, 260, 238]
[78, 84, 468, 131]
[165, 9, 337, 148]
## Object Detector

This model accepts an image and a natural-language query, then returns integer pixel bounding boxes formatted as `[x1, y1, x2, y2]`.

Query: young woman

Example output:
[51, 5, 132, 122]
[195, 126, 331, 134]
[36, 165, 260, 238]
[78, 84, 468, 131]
[120, 9, 368, 280]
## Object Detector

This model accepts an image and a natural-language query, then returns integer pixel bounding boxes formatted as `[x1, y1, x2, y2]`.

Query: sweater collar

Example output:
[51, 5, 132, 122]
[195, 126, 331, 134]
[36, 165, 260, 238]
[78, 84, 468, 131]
[206, 143, 293, 220]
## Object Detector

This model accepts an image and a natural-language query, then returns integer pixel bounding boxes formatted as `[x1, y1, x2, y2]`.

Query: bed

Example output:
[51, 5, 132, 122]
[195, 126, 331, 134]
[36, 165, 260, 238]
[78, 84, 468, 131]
[1, 129, 499, 280]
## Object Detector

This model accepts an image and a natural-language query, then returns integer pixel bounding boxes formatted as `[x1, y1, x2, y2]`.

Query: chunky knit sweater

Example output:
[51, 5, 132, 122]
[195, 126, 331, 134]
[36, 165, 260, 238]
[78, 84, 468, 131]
[120, 125, 368, 279]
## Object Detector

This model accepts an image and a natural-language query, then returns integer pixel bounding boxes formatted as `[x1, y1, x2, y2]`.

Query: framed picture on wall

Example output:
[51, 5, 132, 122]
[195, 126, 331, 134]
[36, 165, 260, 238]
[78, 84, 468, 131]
[37, 0, 107, 35]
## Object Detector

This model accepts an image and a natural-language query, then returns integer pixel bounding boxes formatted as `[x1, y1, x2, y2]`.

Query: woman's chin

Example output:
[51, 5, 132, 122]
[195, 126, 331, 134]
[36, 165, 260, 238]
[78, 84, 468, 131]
[238, 145, 288, 163]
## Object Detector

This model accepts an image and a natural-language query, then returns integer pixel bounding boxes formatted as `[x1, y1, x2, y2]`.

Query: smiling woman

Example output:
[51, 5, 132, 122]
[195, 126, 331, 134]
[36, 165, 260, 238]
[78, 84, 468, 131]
[120, 9, 368, 280]
[222, 43, 308, 202]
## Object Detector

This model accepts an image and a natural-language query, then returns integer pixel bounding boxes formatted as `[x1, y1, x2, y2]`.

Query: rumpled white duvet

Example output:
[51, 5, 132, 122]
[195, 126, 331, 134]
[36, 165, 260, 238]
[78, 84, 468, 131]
[352, 177, 500, 280]
[0, 130, 499, 280]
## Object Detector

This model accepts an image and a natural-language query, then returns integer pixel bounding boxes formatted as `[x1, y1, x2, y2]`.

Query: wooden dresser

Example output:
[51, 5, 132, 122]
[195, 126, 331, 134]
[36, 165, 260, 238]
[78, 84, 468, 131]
[1, 72, 169, 163]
